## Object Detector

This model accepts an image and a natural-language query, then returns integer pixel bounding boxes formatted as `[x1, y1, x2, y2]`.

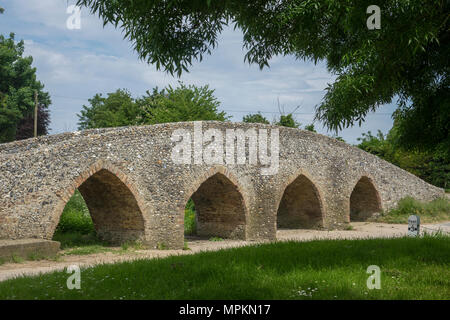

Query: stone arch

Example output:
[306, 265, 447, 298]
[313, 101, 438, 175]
[277, 171, 324, 229]
[50, 161, 147, 244]
[350, 176, 382, 221]
[182, 166, 248, 240]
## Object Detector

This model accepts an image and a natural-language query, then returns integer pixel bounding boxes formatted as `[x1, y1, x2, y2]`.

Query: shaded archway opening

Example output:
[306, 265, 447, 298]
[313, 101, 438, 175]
[350, 176, 382, 221]
[53, 169, 145, 245]
[277, 175, 323, 229]
[186, 173, 246, 240]
[184, 198, 197, 236]
[52, 189, 98, 247]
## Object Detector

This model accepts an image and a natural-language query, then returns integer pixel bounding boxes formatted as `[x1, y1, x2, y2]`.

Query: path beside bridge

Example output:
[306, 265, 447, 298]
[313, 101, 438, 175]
[0, 221, 448, 282]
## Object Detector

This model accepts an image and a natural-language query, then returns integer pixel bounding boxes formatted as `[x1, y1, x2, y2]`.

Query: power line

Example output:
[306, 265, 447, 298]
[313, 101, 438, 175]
[52, 94, 88, 101]
[225, 109, 392, 115]
[51, 94, 393, 115]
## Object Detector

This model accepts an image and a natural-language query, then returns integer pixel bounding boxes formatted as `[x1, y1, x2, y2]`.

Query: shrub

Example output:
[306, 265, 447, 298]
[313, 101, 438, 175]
[379, 196, 450, 223]
[390, 197, 450, 216]
[184, 199, 196, 235]
[54, 190, 94, 235]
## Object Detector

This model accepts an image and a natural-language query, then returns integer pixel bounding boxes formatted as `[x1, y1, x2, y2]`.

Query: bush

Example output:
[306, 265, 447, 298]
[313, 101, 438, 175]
[54, 190, 94, 235]
[184, 199, 196, 236]
[378, 196, 450, 223]
[357, 129, 450, 189]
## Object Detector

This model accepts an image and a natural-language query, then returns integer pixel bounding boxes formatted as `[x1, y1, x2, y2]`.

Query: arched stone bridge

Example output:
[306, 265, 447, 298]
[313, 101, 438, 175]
[0, 121, 444, 249]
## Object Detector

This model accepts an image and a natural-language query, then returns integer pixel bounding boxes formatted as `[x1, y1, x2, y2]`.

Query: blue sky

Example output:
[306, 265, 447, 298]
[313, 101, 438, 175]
[0, 0, 396, 143]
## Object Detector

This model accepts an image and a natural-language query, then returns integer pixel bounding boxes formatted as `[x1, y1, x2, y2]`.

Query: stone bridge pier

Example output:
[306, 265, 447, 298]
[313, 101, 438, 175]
[0, 121, 444, 249]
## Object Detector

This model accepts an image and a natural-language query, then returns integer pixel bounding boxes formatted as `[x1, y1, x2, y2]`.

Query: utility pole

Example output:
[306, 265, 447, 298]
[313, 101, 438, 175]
[34, 90, 38, 138]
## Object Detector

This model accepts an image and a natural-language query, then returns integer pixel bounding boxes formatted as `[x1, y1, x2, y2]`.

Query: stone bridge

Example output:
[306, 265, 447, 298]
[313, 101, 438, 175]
[0, 121, 444, 249]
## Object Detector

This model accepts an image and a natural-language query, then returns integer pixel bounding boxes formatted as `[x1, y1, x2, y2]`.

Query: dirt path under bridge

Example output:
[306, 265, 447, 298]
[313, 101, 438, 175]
[0, 221, 449, 282]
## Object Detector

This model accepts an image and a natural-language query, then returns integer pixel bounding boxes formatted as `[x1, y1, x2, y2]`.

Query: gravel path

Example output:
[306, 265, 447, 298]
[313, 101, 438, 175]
[0, 221, 448, 282]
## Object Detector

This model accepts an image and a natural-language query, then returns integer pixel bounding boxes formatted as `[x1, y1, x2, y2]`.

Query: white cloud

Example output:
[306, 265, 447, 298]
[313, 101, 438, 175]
[0, 0, 395, 143]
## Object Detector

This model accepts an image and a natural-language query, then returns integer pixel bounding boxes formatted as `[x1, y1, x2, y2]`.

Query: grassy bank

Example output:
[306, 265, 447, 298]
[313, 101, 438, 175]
[376, 196, 450, 224]
[0, 235, 448, 300]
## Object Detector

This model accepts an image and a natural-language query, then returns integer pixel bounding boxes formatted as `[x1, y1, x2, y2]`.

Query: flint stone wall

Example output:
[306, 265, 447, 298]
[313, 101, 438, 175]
[0, 121, 444, 249]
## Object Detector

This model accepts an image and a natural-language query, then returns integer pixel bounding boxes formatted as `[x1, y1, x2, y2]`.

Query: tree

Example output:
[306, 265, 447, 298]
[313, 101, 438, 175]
[0, 33, 51, 142]
[141, 83, 229, 124]
[15, 107, 50, 140]
[77, 83, 228, 130]
[77, 0, 449, 155]
[242, 112, 269, 124]
[78, 89, 140, 130]
[276, 114, 300, 128]
[304, 124, 316, 132]
[357, 128, 449, 189]
[393, 81, 450, 158]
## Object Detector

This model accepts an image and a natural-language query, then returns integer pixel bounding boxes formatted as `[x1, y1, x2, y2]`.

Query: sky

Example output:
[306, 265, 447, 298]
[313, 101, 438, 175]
[0, 0, 396, 143]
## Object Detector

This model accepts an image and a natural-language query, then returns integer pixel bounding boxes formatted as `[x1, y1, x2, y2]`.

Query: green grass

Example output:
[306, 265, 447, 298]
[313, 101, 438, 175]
[26, 252, 49, 261]
[62, 241, 146, 256]
[209, 237, 224, 242]
[53, 231, 106, 249]
[155, 242, 168, 250]
[120, 240, 145, 251]
[376, 196, 450, 224]
[0, 235, 448, 300]
[62, 245, 114, 256]
[11, 255, 24, 264]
